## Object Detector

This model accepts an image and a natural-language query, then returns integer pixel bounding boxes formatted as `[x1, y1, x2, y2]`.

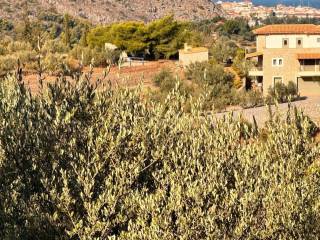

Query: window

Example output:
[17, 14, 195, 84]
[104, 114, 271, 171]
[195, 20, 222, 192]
[317, 38, 320, 43]
[272, 58, 283, 66]
[296, 38, 303, 48]
[273, 59, 277, 66]
[278, 58, 283, 66]
[273, 77, 283, 86]
[282, 38, 289, 48]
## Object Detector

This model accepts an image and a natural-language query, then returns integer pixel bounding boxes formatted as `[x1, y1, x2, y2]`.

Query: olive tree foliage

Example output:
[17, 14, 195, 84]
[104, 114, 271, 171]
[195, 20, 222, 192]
[0, 70, 319, 239]
[185, 62, 238, 111]
[210, 37, 238, 64]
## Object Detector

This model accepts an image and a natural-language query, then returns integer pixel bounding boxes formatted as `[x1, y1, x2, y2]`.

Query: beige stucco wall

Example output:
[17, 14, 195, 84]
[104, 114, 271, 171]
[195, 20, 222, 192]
[298, 77, 320, 96]
[256, 35, 266, 52]
[262, 48, 320, 95]
[179, 51, 209, 66]
[265, 34, 320, 49]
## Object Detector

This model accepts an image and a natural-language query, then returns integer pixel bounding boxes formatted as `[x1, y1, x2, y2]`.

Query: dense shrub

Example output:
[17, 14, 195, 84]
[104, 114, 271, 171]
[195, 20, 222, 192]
[5, 41, 32, 53]
[217, 18, 254, 40]
[70, 45, 110, 66]
[0, 50, 37, 75]
[0, 38, 37, 75]
[232, 48, 253, 80]
[42, 39, 69, 54]
[0, 38, 78, 76]
[105, 48, 122, 65]
[43, 53, 69, 75]
[0, 72, 319, 239]
[239, 90, 264, 108]
[287, 81, 299, 96]
[186, 62, 234, 86]
[0, 19, 13, 32]
[210, 37, 238, 64]
[267, 81, 299, 103]
[152, 68, 193, 103]
[185, 62, 238, 111]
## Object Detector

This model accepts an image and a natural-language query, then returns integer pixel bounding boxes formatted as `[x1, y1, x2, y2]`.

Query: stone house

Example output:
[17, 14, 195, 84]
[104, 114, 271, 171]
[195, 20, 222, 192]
[246, 24, 320, 96]
[179, 44, 209, 67]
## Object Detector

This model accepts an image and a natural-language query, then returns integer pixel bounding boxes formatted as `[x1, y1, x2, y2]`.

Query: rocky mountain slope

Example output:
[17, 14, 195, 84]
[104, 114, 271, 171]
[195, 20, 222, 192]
[0, 0, 224, 23]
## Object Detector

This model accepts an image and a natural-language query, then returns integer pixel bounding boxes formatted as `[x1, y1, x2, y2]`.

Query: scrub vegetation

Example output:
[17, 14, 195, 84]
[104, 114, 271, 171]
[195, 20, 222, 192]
[0, 69, 319, 239]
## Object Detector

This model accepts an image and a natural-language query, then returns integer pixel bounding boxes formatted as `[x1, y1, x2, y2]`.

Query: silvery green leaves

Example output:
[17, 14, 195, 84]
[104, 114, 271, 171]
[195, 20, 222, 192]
[0, 73, 319, 239]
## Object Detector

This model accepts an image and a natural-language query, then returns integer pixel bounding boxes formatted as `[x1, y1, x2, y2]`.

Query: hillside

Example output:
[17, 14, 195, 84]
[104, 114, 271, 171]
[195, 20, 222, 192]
[0, 0, 224, 23]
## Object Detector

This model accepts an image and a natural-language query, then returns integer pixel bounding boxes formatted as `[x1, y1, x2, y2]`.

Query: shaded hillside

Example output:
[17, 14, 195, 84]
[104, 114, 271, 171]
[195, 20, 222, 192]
[0, 0, 224, 23]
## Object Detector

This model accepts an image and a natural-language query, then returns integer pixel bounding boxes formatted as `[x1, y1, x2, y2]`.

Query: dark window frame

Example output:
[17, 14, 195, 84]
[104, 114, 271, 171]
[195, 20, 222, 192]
[282, 38, 289, 48]
[296, 38, 303, 48]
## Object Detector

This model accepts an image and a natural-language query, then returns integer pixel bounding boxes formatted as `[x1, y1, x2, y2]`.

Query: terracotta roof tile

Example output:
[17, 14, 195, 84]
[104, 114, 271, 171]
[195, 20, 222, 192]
[253, 24, 320, 35]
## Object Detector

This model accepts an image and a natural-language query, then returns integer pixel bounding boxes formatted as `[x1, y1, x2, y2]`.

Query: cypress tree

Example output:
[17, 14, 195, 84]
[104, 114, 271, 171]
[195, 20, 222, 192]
[63, 14, 71, 48]
[79, 25, 89, 47]
[22, 2, 32, 42]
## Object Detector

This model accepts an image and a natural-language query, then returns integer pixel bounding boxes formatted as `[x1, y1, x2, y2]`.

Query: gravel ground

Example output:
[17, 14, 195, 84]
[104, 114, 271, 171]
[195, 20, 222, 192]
[217, 96, 320, 127]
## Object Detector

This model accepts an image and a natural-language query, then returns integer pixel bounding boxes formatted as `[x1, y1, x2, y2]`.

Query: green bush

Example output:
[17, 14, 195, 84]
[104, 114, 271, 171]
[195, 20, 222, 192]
[239, 90, 264, 108]
[43, 53, 67, 75]
[0, 69, 319, 239]
[267, 81, 299, 103]
[186, 61, 234, 86]
[217, 18, 254, 40]
[70, 45, 109, 66]
[0, 50, 37, 75]
[42, 39, 69, 54]
[210, 37, 238, 64]
[153, 68, 176, 90]
[232, 48, 253, 80]
[151, 68, 193, 104]
[287, 81, 298, 96]
[185, 62, 237, 111]
[0, 38, 37, 75]
[105, 48, 122, 65]
[0, 55, 17, 75]
[5, 41, 32, 53]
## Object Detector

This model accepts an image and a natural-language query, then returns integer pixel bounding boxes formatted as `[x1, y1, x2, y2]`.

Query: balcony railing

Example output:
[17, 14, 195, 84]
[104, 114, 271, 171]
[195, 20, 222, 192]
[245, 47, 257, 54]
[248, 65, 263, 76]
[299, 65, 320, 72]
[250, 66, 263, 71]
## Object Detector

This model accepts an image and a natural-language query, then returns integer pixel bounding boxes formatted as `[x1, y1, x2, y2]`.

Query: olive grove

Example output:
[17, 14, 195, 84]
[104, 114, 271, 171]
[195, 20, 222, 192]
[0, 70, 319, 239]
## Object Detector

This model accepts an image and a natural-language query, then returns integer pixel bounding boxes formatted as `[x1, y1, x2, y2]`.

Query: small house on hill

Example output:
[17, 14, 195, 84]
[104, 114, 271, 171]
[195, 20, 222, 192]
[179, 44, 209, 67]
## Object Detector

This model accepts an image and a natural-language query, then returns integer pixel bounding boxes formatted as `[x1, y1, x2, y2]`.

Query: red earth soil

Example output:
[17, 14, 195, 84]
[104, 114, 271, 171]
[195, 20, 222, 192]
[24, 60, 183, 93]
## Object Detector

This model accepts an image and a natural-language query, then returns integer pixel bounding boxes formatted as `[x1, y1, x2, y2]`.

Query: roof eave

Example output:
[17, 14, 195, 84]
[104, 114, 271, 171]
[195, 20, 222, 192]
[254, 32, 320, 35]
